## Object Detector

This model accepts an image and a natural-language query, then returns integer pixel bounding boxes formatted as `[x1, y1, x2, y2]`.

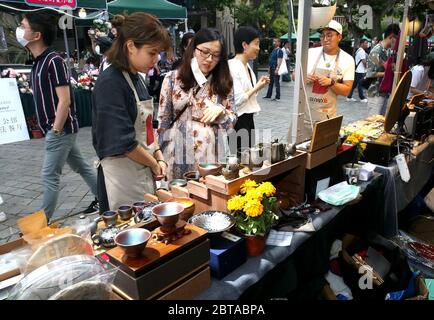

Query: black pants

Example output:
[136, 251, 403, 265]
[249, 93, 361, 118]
[97, 165, 110, 214]
[347, 72, 366, 100]
[229, 113, 255, 155]
[265, 67, 280, 99]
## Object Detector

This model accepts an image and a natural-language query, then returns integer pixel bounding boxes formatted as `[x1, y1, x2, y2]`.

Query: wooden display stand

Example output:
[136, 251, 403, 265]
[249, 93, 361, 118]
[106, 224, 210, 300]
[144, 151, 306, 213]
[184, 151, 307, 212]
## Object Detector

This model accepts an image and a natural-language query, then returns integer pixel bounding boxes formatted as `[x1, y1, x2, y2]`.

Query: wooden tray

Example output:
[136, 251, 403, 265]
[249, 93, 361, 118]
[106, 224, 208, 277]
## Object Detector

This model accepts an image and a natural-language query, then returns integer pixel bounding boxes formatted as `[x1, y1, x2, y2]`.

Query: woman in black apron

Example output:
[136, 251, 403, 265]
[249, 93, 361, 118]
[92, 13, 171, 212]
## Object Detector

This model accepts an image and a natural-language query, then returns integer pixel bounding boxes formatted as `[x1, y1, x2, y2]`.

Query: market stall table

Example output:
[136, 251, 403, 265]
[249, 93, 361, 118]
[374, 134, 434, 237]
[196, 174, 385, 300]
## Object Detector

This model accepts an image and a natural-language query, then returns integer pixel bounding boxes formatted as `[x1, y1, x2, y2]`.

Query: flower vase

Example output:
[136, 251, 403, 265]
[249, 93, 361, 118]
[244, 234, 266, 257]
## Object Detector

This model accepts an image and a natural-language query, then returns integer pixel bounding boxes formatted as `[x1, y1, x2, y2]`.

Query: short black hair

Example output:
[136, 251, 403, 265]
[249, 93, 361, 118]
[24, 11, 57, 46]
[360, 39, 368, 45]
[384, 23, 400, 39]
[234, 26, 260, 54]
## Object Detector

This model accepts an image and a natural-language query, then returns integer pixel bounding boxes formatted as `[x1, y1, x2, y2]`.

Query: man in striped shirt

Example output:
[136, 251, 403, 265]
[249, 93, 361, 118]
[18, 12, 98, 220]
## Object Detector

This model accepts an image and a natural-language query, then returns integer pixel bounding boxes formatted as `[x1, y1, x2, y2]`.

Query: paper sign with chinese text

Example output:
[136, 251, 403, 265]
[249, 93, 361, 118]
[0, 79, 30, 145]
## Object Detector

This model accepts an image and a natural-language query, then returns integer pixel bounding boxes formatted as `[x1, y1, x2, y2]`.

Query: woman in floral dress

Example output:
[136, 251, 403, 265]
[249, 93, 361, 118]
[158, 28, 237, 180]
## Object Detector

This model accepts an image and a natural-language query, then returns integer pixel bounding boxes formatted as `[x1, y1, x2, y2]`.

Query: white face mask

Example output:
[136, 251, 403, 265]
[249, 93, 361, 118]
[190, 57, 207, 87]
[16, 27, 29, 47]
[95, 45, 101, 56]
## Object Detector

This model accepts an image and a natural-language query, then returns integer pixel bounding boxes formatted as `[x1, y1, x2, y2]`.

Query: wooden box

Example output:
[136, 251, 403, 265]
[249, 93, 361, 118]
[106, 224, 210, 300]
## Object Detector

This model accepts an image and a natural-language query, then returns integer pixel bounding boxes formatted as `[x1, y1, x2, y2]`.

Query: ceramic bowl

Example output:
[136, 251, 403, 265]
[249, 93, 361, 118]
[132, 201, 147, 214]
[114, 228, 151, 258]
[198, 163, 222, 177]
[188, 211, 235, 234]
[102, 211, 118, 227]
[183, 171, 200, 182]
[168, 179, 187, 190]
[167, 197, 195, 221]
[117, 205, 133, 221]
[151, 202, 185, 228]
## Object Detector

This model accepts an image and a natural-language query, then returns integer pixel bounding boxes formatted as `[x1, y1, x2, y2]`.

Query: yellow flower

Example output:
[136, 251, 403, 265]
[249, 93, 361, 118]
[245, 188, 263, 201]
[227, 195, 246, 212]
[240, 179, 257, 194]
[359, 142, 367, 151]
[243, 199, 263, 217]
[258, 182, 276, 197]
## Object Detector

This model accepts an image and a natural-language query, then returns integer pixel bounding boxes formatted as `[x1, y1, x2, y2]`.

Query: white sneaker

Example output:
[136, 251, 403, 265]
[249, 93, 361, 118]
[346, 98, 356, 102]
[360, 99, 368, 103]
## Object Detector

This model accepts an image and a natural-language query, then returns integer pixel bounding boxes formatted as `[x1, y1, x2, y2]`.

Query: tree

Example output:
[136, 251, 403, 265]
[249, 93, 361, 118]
[338, 0, 402, 43]
[234, 0, 288, 38]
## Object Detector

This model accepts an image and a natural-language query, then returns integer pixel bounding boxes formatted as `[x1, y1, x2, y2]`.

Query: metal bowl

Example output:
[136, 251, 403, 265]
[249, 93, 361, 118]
[167, 197, 195, 221]
[151, 202, 185, 227]
[188, 211, 235, 234]
[198, 163, 222, 177]
[168, 179, 187, 190]
[114, 228, 151, 258]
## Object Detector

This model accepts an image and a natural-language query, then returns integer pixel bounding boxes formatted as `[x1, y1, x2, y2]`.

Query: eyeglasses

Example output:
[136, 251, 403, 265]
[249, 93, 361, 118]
[195, 47, 221, 61]
[320, 33, 337, 40]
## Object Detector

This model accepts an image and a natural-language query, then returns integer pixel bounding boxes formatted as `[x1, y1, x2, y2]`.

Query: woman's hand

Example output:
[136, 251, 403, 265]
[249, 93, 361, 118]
[151, 160, 164, 181]
[201, 101, 224, 124]
[157, 159, 168, 177]
[255, 76, 270, 90]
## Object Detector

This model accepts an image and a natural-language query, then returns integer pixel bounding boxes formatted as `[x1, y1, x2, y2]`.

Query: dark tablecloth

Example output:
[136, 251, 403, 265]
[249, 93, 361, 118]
[20, 89, 93, 128]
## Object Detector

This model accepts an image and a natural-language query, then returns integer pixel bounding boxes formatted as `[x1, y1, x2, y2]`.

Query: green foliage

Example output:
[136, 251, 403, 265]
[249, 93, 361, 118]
[234, 197, 278, 237]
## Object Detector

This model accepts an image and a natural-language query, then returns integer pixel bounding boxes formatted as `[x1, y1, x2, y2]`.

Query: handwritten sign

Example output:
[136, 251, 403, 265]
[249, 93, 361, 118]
[25, 0, 77, 9]
[0, 78, 30, 145]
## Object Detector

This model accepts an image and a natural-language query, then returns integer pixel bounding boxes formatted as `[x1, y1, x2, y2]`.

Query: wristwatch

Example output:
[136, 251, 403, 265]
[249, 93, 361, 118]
[53, 128, 62, 136]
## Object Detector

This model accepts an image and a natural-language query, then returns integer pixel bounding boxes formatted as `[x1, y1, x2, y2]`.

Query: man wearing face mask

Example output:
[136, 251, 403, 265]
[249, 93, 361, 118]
[17, 12, 98, 220]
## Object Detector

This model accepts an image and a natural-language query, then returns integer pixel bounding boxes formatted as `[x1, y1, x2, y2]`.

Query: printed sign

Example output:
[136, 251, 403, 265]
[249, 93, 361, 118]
[0, 78, 30, 145]
[25, 0, 77, 9]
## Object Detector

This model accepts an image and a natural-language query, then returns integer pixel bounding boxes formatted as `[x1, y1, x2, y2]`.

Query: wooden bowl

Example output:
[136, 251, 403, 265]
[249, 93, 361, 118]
[198, 163, 222, 177]
[168, 197, 195, 221]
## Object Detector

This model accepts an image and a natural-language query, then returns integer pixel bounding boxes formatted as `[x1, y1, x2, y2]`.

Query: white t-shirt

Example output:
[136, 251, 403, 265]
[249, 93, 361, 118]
[307, 47, 355, 82]
[355, 48, 367, 73]
[408, 65, 431, 99]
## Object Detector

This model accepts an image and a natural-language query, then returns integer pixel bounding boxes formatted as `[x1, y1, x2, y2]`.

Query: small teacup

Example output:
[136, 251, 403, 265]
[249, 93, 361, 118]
[102, 211, 118, 227]
[118, 205, 133, 221]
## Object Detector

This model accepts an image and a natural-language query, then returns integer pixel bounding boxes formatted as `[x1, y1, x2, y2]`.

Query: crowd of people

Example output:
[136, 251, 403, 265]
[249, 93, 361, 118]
[13, 10, 434, 218]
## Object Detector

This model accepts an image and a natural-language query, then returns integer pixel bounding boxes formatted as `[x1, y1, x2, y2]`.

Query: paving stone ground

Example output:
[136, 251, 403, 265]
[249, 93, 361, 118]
[0, 72, 373, 244]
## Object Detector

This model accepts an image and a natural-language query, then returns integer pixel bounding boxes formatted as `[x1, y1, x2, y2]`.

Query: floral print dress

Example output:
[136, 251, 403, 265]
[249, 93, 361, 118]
[158, 70, 237, 180]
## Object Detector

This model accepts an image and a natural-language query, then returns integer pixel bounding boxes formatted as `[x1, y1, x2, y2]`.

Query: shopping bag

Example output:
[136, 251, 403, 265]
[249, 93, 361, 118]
[278, 60, 289, 76]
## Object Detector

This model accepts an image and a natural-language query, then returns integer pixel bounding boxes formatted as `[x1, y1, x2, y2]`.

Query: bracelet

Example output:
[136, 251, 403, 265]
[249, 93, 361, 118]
[153, 148, 161, 155]
[157, 159, 168, 166]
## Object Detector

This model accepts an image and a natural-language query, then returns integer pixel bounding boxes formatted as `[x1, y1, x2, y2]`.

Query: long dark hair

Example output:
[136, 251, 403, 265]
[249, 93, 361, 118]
[178, 28, 233, 99]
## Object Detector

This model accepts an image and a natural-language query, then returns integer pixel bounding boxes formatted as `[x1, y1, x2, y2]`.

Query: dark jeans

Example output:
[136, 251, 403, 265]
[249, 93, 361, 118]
[348, 72, 366, 100]
[265, 67, 280, 99]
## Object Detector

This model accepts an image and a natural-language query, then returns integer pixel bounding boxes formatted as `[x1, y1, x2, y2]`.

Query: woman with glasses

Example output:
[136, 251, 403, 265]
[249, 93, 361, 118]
[228, 26, 270, 151]
[158, 28, 236, 180]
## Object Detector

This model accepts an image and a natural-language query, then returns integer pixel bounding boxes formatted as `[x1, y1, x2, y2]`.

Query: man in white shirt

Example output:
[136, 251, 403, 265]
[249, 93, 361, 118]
[347, 39, 368, 102]
[407, 53, 434, 99]
[305, 20, 355, 137]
